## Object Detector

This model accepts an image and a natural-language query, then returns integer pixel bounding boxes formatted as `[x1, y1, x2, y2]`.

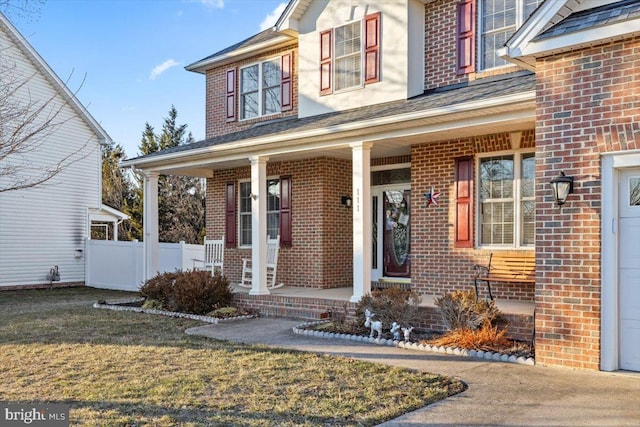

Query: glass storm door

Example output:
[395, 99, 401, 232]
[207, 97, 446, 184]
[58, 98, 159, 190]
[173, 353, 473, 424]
[383, 190, 410, 277]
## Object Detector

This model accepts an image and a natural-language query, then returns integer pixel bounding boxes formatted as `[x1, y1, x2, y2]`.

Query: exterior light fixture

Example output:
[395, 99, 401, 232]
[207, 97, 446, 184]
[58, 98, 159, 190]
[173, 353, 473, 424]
[550, 172, 574, 206]
[341, 196, 352, 207]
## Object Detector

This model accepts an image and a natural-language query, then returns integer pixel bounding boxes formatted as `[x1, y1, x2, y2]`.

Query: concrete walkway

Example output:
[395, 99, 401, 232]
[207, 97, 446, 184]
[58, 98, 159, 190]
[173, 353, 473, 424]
[186, 318, 640, 426]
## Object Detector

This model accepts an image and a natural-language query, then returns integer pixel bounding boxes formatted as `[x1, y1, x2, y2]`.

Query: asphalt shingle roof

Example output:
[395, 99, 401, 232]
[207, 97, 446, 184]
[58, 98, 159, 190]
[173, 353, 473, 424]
[132, 72, 536, 162]
[535, 0, 640, 40]
[186, 28, 283, 68]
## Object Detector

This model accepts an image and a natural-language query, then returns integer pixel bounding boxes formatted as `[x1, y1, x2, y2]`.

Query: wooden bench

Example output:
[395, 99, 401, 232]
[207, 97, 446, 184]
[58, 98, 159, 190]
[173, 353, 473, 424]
[473, 252, 535, 300]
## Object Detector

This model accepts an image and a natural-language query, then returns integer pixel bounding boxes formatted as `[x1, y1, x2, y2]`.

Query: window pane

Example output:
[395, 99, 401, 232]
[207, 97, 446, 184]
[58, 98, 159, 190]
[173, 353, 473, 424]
[524, 0, 543, 19]
[521, 153, 535, 198]
[521, 200, 535, 245]
[241, 65, 259, 92]
[241, 92, 258, 119]
[267, 212, 280, 240]
[480, 156, 514, 199]
[335, 55, 361, 90]
[240, 215, 252, 245]
[263, 87, 281, 115]
[335, 22, 360, 57]
[630, 177, 640, 206]
[262, 60, 281, 87]
[335, 21, 361, 90]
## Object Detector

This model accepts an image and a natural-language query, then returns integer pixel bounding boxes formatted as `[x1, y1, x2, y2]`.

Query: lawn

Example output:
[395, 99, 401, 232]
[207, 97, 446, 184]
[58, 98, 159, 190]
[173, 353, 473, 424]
[0, 287, 465, 426]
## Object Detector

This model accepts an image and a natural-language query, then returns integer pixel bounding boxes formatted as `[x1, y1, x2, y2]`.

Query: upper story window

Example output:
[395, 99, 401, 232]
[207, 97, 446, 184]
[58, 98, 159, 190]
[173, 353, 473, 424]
[240, 59, 281, 120]
[320, 12, 380, 95]
[224, 53, 293, 123]
[477, 151, 535, 247]
[479, 0, 542, 70]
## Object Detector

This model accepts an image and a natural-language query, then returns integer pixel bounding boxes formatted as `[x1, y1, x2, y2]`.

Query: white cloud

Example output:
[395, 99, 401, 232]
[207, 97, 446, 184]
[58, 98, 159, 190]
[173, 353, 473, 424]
[259, 2, 287, 31]
[195, 0, 224, 9]
[150, 59, 180, 80]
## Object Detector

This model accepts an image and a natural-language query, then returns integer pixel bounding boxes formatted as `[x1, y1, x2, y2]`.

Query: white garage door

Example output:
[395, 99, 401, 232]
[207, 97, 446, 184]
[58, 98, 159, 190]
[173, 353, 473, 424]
[619, 168, 640, 371]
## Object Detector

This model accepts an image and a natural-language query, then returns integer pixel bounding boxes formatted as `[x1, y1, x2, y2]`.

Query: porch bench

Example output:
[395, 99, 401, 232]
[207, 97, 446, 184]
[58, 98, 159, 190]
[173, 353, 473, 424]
[473, 252, 535, 300]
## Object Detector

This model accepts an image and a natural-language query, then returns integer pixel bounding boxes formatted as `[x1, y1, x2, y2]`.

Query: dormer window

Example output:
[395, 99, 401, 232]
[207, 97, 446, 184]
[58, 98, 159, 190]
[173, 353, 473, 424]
[320, 12, 380, 95]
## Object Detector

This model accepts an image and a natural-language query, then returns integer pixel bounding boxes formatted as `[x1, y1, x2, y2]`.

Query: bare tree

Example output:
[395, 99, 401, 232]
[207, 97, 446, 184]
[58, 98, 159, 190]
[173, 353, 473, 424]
[0, 24, 95, 193]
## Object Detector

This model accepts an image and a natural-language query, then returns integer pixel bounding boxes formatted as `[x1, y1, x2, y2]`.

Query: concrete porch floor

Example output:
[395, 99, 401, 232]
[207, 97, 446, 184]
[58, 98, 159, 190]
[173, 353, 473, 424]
[231, 285, 535, 316]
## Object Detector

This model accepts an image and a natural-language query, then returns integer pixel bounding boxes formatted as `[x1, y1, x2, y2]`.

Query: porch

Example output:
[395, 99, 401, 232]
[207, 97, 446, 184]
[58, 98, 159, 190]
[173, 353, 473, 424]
[230, 285, 535, 342]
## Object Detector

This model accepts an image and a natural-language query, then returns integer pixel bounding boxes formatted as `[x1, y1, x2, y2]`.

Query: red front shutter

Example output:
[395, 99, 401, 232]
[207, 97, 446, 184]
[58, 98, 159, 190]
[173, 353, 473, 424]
[225, 68, 237, 122]
[456, 0, 475, 75]
[364, 12, 381, 84]
[225, 182, 237, 248]
[319, 30, 332, 95]
[281, 52, 293, 112]
[454, 157, 473, 248]
[279, 175, 292, 247]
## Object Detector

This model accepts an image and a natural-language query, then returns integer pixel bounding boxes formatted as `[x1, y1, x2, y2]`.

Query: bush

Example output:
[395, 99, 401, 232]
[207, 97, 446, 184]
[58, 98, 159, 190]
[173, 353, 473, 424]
[140, 270, 232, 315]
[356, 287, 423, 330]
[426, 322, 512, 352]
[434, 290, 501, 331]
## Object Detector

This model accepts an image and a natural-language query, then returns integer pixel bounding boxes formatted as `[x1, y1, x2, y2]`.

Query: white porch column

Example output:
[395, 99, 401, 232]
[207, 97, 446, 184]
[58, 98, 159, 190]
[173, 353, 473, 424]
[143, 171, 159, 282]
[350, 142, 373, 302]
[250, 156, 269, 295]
[112, 219, 119, 241]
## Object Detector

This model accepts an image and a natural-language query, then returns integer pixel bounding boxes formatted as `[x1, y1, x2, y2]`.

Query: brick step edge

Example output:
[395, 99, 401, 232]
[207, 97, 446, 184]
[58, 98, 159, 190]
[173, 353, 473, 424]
[293, 321, 535, 366]
[93, 300, 257, 324]
[257, 307, 331, 321]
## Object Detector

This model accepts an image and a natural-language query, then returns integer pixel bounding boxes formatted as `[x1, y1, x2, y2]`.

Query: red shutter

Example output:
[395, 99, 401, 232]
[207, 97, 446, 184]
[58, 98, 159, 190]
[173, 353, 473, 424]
[225, 68, 237, 122]
[225, 182, 237, 248]
[281, 53, 293, 112]
[319, 30, 332, 95]
[454, 157, 473, 248]
[279, 175, 292, 247]
[364, 12, 381, 84]
[456, 0, 475, 75]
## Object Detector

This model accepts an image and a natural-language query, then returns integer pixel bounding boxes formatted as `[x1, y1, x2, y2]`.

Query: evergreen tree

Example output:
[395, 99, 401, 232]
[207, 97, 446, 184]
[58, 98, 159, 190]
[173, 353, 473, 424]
[100, 142, 133, 240]
[126, 106, 205, 244]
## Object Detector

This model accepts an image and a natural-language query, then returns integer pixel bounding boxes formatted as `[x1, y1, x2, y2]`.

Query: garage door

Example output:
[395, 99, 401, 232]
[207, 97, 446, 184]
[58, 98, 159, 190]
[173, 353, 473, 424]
[619, 168, 640, 371]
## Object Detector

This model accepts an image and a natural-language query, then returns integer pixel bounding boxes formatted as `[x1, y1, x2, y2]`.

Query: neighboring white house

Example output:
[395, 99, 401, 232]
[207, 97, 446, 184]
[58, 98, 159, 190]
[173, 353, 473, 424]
[0, 13, 125, 288]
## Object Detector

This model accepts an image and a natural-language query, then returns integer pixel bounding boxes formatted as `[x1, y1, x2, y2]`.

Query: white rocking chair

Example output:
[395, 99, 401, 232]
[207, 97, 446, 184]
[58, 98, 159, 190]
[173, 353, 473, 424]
[193, 236, 224, 275]
[238, 235, 283, 289]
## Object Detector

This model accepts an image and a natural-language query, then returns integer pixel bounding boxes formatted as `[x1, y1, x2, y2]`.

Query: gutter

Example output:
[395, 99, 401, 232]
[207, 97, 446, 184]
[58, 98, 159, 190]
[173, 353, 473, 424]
[121, 90, 535, 169]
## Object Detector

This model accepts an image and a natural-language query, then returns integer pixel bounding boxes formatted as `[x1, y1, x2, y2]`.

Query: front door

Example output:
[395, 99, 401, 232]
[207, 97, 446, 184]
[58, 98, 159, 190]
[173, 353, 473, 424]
[372, 187, 411, 281]
[619, 168, 640, 371]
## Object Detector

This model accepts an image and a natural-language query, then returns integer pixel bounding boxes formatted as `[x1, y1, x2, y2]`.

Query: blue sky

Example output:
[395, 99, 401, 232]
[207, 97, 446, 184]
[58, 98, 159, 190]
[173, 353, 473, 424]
[8, 0, 287, 159]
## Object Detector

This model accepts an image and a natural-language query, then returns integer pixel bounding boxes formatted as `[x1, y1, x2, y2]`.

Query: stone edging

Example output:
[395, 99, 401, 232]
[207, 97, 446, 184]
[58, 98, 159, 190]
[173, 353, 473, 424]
[293, 321, 535, 366]
[93, 299, 256, 324]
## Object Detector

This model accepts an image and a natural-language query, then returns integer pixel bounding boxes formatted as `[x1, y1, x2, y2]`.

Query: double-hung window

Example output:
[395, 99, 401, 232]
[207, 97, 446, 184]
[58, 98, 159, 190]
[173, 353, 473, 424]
[239, 179, 281, 246]
[240, 59, 281, 120]
[320, 12, 380, 95]
[479, 0, 542, 70]
[478, 151, 535, 247]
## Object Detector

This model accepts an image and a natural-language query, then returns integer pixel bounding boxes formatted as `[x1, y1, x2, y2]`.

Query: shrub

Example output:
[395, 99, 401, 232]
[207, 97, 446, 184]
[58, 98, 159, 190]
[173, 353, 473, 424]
[434, 290, 501, 331]
[356, 287, 423, 329]
[426, 322, 512, 352]
[140, 270, 232, 315]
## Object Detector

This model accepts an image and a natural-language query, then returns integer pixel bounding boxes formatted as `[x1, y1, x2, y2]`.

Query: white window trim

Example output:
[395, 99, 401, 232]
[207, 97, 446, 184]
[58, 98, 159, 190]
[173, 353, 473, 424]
[477, 0, 539, 71]
[239, 57, 281, 121]
[475, 149, 535, 249]
[331, 18, 365, 94]
[238, 177, 281, 247]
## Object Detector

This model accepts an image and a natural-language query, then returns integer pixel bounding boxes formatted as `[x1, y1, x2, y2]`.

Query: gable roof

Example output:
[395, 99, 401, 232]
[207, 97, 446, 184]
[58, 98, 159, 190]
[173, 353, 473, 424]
[122, 72, 536, 170]
[0, 12, 112, 145]
[502, 0, 640, 70]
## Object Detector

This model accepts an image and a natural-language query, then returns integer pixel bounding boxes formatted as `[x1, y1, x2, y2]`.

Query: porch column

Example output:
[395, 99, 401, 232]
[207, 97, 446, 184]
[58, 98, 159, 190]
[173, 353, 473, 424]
[350, 142, 373, 302]
[250, 156, 269, 295]
[143, 171, 159, 282]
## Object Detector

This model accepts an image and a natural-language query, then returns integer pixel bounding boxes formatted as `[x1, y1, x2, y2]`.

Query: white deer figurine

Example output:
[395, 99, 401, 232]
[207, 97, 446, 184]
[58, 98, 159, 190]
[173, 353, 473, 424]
[364, 309, 383, 339]
[402, 326, 414, 342]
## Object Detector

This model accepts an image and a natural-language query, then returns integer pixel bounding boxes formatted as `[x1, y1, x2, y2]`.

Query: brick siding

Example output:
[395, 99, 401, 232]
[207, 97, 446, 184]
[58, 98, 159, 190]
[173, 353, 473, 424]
[205, 44, 298, 139]
[534, 37, 640, 370]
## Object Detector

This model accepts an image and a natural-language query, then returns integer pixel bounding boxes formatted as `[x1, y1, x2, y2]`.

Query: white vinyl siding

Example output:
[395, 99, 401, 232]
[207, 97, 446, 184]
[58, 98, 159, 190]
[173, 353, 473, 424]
[0, 23, 103, 287]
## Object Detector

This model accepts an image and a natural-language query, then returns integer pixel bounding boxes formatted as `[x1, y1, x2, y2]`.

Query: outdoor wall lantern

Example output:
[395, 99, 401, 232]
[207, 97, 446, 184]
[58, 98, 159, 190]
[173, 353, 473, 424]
[550, 172, 574, 206]
[341, 195, 352, 207]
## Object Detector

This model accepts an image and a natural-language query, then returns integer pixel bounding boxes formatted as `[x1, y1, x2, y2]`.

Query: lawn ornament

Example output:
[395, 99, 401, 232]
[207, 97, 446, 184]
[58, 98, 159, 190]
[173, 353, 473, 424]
[364, 309, 383, 339]
[402, 326, 414, 342]
[390, 322, 401, 340]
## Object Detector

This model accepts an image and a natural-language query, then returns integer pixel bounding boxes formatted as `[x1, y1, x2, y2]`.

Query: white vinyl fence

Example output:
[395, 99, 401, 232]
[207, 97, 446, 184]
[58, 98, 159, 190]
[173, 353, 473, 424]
[86, 239, 205, 292]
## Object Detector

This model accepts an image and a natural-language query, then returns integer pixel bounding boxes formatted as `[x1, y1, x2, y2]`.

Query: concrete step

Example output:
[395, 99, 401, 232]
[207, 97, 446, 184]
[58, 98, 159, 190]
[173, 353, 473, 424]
[258, 306, 331, 321]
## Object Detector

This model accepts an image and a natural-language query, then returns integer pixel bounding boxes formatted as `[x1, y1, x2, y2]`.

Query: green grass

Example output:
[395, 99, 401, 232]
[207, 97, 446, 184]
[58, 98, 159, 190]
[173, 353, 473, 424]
[0, 287, 465, 426]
